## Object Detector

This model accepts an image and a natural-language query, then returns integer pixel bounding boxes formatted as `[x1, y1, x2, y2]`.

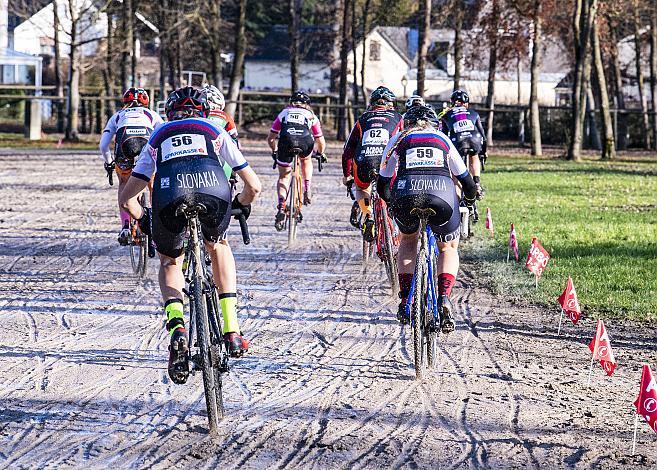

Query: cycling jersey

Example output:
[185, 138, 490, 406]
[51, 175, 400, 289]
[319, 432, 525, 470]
[271, 106, 322, 164]
[208, 109, 239, 141]
[342, 107, 403, 181]
[100, 107, 164, 168]
[440, 106, 486, 155]
[133, 118, 248, 258]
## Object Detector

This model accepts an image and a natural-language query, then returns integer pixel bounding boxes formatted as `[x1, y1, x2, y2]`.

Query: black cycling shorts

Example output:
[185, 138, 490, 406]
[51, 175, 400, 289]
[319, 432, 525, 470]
[390, 173, 460, 242]
[455, 135, 482, 158]
[277, 126, 314, 166]
[115, 126, 150, 170]
[354, 152, 380, 189]
[152, 158, 232, 258]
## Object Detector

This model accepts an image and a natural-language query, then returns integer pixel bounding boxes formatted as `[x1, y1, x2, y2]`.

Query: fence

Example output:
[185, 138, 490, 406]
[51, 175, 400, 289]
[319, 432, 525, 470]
[2, 86, 656, 150]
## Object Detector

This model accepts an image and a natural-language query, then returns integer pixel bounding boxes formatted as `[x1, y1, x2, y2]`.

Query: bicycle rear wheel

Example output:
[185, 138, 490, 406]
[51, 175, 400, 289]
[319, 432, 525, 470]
[206, 288, 226, 419]
[362, 238, 373, 264]
[382, 213, 399, 297]
[411, 228, 428, 380]
[426, 256, 438, 368]
[287, 157, 299, 246]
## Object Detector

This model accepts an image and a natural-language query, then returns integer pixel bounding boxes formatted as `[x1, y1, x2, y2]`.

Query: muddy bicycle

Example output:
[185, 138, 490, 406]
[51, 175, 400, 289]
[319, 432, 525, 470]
[274, 150, 325, 246]
[176, 202, 250, 433]
[404, 208, 442, 380]
[457, 150, 480, 240]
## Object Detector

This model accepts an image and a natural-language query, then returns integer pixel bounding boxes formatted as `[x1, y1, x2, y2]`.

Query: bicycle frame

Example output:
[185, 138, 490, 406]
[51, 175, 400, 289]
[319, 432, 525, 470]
[405, 223, 440, 327]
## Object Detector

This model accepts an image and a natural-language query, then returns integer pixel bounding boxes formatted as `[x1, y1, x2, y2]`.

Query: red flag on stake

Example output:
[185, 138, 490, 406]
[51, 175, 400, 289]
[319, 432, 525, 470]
[632, 364, 657, 454]
[507, 224, 519, 262]
[57, 138, 63, 149]
[557, 277, 582, 334]
[485, 207, 494, 237]
[587, 320, 617, 386]
[525, 237, 550, 286]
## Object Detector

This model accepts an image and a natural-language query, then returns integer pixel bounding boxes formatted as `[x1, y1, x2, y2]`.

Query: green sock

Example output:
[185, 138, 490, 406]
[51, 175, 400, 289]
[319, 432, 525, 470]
[219, 293, 240, 334]
[164, 299, 185, 335]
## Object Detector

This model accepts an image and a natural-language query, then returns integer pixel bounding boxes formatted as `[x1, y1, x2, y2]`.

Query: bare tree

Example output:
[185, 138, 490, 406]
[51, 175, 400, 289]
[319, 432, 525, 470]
[54, 3, 65, 132]
[359, 0, 372, 104]
[453, 4, 463, 91]
[226, 0, 247, 117]
[350, 0, 359, 105]
[192, 0, 224, 86]
[592, 18, 615, 159]
[288, 0, 302, 91]
[633, 0, 651, 149]
[337, 0, 352, 140]
[416, 0, 431, 96]
[650, 0, 657, 149]
[529, 0, 542, 156]
[484, 0, 500, 145]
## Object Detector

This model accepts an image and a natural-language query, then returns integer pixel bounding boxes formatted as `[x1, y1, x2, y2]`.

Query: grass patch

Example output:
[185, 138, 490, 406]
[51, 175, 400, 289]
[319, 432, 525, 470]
[465, 156, 657, 321]
[0, 133, 98, 150]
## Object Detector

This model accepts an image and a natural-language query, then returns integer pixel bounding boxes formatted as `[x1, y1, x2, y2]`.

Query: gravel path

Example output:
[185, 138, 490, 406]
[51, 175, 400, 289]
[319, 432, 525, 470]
[1, 143, 656, 469]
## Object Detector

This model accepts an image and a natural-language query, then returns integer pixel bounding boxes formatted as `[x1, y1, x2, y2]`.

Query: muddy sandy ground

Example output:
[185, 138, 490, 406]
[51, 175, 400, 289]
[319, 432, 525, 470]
[0, 143, 656, 469]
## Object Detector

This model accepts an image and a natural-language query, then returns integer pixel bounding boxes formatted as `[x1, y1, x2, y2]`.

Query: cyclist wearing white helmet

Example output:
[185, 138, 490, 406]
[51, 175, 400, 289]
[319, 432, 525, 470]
[203, 85, 239, 145]
[404, 95, 425, 112]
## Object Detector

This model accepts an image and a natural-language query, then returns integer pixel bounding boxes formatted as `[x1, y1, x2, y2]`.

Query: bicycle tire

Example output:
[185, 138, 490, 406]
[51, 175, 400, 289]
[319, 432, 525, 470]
[427, 253, 438, 367]
[382, 214, 399, 298]
[207, 288, 225, 419]
[287, 157, 299, 246]
[362, 238, 372, 264]
[190, 220, 222, 433]
[412, 228, 428, 380]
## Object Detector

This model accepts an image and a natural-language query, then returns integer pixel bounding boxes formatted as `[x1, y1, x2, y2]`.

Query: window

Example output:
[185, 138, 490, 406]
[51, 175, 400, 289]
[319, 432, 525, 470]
[369, 40, 381, 61]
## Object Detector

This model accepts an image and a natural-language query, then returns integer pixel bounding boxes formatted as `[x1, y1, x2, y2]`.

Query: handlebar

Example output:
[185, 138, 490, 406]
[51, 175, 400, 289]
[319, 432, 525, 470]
[231, 208, 251, 245]
[313, 153, 326, 172]
[105, 162, 115, 186]
[346, 180, 355, 200]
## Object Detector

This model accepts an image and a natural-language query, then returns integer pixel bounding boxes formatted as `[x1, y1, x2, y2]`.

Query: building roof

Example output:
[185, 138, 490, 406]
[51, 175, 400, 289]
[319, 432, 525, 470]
[247, 25, 334, 63]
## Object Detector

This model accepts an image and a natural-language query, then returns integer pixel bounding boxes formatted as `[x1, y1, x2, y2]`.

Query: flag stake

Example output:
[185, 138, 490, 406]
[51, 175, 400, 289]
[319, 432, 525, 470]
[631, 413, 639, 455]
[586, 355, 595, 388]
[557, 309, 564, 335]
[506, 248, 509, 263]
[535, 275, 538, 289]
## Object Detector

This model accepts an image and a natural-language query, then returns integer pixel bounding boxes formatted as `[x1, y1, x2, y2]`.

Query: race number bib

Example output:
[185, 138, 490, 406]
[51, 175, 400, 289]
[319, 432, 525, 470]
[405, 147, 444, 169]
[454, 119, 475, 133]
[286, 112, 306, 126]
[362, 128, 390, 146]
[161, 134, 208, 162]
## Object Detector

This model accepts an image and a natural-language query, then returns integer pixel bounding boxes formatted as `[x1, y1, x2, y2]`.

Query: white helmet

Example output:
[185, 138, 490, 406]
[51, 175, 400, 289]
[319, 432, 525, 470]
[203, 84, 225, 111]
[405, 95, 425, 111]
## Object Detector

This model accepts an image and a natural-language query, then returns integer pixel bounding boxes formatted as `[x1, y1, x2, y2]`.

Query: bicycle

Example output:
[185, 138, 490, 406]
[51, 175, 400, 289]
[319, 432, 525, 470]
[457, 150, 479, 240]
[106, 161, 152, 278]
[178, 201, 250, 433]
[404, 208, 441, 380]
[273, 150, 325, 246]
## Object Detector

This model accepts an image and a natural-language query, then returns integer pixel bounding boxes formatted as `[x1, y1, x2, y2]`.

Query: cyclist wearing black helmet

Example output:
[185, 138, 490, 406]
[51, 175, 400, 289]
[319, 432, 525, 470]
[267, 91, 326, 230]
[342, 86, 403, 241]
[99, 87, 164, 247]
[119, 86, 262, 383]
[440, 89, 487, 198]
[377, 105, 476, 332]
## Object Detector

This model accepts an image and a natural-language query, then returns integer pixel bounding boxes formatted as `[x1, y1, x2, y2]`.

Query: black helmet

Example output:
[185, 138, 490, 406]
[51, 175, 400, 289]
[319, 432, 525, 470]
[290, 90, 311, 105]
[450, 89, 470, 105]
[370, 86, 396, 104]
[165, 86, 209, 121]
[404, 105, 438, 125]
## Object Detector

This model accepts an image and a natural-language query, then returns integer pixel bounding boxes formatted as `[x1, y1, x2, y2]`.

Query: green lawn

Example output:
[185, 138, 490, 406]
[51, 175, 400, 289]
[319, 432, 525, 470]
[466, 155, 657, 321]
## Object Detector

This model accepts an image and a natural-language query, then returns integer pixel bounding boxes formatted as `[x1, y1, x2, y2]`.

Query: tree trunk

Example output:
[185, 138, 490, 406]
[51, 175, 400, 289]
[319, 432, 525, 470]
[453, 7, 463, 91]
[350, 0, 359, 106]
[66, 19, 80, 140]
[634, 11, 652, 149]
[592, 19, 616, 159]
[53, 2, 64, 132]
[416, 0, 431, 96]
[529, 1, 542, 156]
[484, 0, 499, 145]
[568, 0, 597, 161]
[586, 82, 600, 149]
[226, 0, 247, 117]
[337, 0, 352, 140]
[609, 27, 627, 150]
[130, 0, 137, 86]
[360, 0, 371, 105]
[288, 0, 302, 92]
[650, 1, 657, 149]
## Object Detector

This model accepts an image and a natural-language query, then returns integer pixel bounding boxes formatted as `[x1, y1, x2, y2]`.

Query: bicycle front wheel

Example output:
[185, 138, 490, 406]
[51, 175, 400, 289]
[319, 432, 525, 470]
[287, 158, 299, 246]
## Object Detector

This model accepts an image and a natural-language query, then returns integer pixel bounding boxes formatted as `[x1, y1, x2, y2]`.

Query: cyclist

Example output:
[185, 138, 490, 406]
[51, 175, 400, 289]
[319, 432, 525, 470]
[404, 94, 425, 112]
[342, 86, 403, 241]
[440, 89, 487, 199]
[377, 105, 476, 333]
[203, 85, 239, 146]
[267, 91, 326, 230]
[99, 87, 163, 247]
[119, 86, 261, 384]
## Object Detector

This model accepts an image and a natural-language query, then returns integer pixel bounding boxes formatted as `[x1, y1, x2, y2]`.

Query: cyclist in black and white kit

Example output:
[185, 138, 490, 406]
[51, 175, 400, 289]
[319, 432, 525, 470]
[441, 89, 487, 199]
[378, 105, 476, 332]
[119, 87, 261, 384]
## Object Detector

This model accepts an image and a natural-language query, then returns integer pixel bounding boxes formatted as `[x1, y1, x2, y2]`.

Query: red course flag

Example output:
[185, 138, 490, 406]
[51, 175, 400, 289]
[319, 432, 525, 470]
[508, 224, 519, 261]
[525, 237, 550, 279]
[588, 320, 617, 376]
[558, 277, 582, 325]
[634, 364, 657, 434]
[485, 207, 494, 237]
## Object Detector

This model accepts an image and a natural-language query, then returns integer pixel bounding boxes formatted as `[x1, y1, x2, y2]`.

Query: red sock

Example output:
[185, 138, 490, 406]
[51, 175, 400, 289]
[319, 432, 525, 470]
[438, 273, 456, 296]
[398, 273, 413, 301]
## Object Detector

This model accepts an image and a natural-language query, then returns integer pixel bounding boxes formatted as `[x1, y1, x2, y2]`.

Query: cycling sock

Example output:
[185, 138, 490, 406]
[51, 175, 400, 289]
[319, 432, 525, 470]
[219, 293, 239, 334]
[398, 273, 413, 302]
[120, 210, 130, 227]
[164, 299, 185, 335]
[303, 179, 311, 192]
[358, 197, 372, 217]
[473, 176, 481, 184]
[438, 273, 456, 296]
[277, 196, 285, 209]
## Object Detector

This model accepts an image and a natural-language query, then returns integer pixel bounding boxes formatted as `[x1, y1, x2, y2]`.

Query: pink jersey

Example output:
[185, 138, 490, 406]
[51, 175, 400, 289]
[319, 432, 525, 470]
[270, 106, 323, 138]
